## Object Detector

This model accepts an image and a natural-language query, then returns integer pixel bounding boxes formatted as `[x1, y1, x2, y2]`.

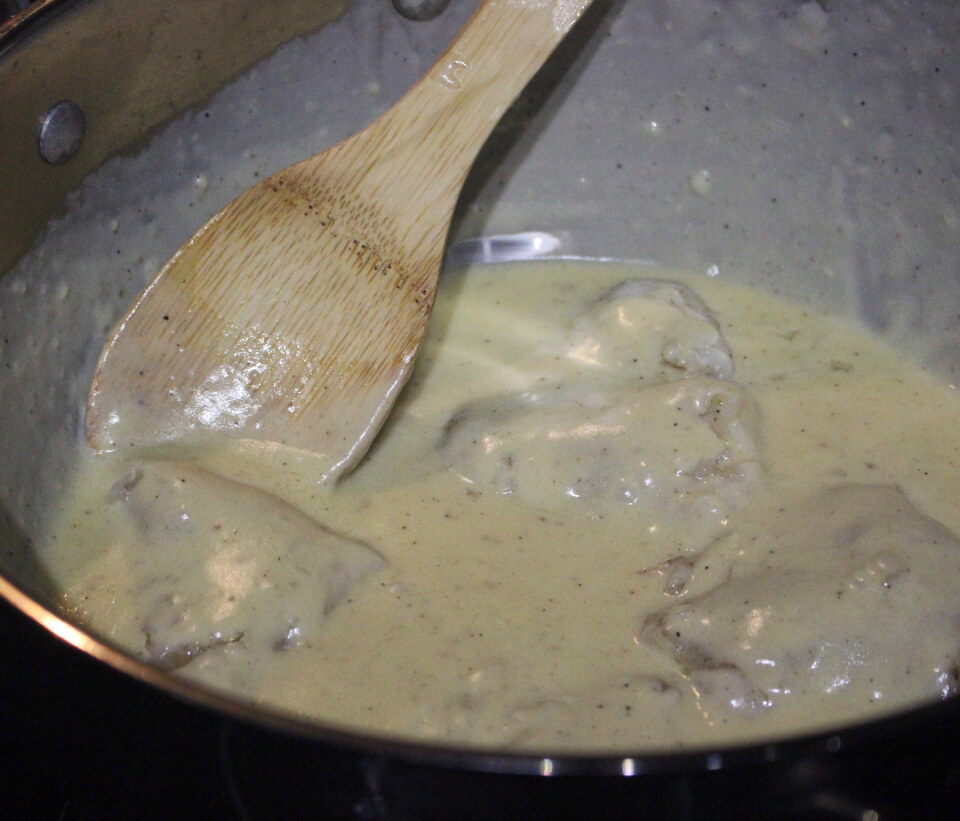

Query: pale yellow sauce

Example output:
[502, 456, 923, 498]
[39, 260, 960, 752]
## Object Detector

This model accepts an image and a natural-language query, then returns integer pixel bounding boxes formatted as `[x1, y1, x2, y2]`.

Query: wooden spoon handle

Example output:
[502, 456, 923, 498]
[389, 0, 594, 156]
[307, 0, 594, 247]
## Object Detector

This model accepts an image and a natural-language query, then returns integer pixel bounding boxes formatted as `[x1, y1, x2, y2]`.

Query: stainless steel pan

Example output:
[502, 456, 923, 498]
[2, 1, 959, 817]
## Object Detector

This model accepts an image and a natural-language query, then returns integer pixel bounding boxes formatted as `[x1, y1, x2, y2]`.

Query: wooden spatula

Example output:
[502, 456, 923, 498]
[86, 0, 594, 480]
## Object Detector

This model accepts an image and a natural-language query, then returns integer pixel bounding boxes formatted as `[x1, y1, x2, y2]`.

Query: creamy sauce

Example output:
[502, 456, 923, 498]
[2, 0, 959, 756]
[40, 260, 960, 751]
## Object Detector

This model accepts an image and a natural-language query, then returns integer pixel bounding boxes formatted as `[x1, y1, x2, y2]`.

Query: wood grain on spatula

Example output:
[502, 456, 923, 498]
[86, 0, 594, 480]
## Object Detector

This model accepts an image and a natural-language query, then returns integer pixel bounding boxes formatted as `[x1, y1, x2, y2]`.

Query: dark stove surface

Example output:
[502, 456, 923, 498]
[0, 596, 239, 819]
[2, 593, 959, 821]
